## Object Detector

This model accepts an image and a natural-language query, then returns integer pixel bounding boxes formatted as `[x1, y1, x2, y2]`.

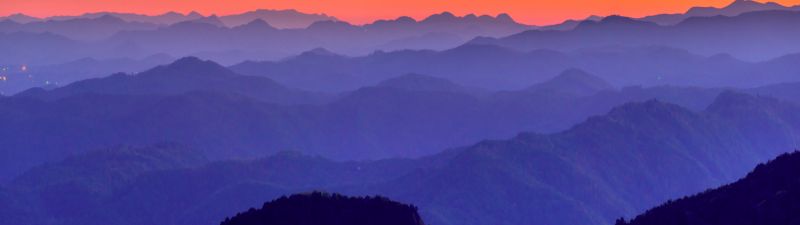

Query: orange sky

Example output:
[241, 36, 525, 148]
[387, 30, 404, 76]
[2, 0, 800, 25]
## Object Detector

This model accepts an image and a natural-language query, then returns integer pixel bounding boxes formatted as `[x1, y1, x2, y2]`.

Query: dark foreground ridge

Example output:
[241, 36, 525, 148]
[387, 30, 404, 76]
[618, 151, 800, 225]
[220, 192, 426, 225]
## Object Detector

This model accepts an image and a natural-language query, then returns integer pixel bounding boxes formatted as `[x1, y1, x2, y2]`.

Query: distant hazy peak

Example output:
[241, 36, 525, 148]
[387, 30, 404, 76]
[187, 11, 203, 17]
[574, 15, 658, 30]
[527, 69, 614, 96]
[307, 20, 355, 30]
[235, 19, 276, 30]
[643, 0, 798, 25]
[0, 13, 41, 23]
[289, 48, 346, 61]
[420, 11, 523, 24]
[188, 15, 225, 27]
[496, 13, 515, 22]
[142, 56, 237, 77]
[423, 12, 457, 22]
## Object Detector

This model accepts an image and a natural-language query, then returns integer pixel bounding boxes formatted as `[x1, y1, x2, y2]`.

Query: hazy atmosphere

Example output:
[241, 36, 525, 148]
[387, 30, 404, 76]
[1, 1, 800, 225]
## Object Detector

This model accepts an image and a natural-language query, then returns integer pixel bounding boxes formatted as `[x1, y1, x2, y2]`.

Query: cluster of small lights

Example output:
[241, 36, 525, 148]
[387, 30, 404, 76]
[0, 66, 6, 82]
[21, 65, 28, 72]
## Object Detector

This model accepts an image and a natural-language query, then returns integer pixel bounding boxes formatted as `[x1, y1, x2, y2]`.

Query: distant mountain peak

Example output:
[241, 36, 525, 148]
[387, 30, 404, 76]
[496, 13, 516, 23]
[1, 13, 41, 23]
[307, 20, 354, 30]
[686, 0, 790, 16]
[526, 69, 614, 96]
[170, 56, 205, 64]
[727, 0, 775, 8]
[298, 47, 340, 58]
[396, 16, 416, 23]
[575, 15, 656, 29]
[423, 12, 458, 22]
[185, 15, 226, 27]
[144, 56, 236, 78]
[93, 14, 125, 23]
[236, 18, 276, 30]
[599, 15, 641, 23]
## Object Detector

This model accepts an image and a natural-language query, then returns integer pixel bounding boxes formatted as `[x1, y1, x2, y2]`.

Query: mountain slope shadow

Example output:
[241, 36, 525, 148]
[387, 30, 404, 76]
[618, 150, 800, 225]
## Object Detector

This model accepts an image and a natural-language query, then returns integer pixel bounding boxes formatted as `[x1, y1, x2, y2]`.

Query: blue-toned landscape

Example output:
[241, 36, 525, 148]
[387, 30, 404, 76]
[1, 1, 800, 225]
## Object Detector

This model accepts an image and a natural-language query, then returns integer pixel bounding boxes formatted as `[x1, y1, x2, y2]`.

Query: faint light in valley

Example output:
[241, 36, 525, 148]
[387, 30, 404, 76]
[21, 65, 27, 72]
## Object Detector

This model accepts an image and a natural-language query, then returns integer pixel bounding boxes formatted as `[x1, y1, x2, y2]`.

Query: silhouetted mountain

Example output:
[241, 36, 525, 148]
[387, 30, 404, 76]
[47, 11, 204, 25]
[526, 68, 614, 96]
[187, 15, 226, 27]
[541, 15, 604, 31]
[3, 91, 799, 225]
[16, 57, 327, 104]
[0, 13, 41, 23]
[220, 192, 425, 225]
[40, 9, 336, 29]
[473, 10, 800, 61]
[218, 9, 337, 28]
[642, 0, 800, 25]
[98, 12, 532, 63]
[0, 15, 160, 40]
[618, 151, 800, 225]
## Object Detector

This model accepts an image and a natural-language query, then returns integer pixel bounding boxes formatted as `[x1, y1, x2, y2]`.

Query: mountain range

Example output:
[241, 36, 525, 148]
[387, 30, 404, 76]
[473, 10, 800, 61]
[231, 44, 800, 92]
[0, 15, 159, 40]
[16, 57, 327, 104]
[3, 57, 800, 182]
[5, 3, 800, 76]
[0, 11, 532, 65]
[1, 91, 799, 225]
[3, 3, 800, 225]
[641, 0, 800, 25]
[0, 9, 337, 29]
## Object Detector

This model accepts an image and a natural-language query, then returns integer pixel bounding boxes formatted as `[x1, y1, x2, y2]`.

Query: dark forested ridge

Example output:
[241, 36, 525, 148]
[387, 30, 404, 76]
[618, 151, 800, 225]
[220, 192, 426, 225]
